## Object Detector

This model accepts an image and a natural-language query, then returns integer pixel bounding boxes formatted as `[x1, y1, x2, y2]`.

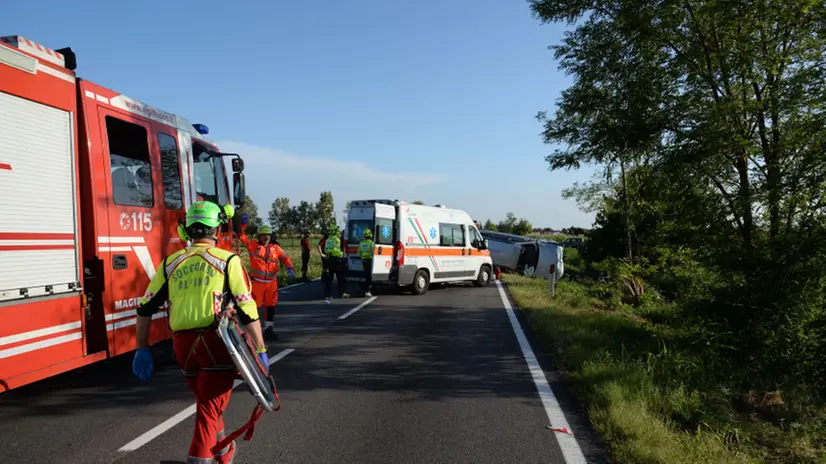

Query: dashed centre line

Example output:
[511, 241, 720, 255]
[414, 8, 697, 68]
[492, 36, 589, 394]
[338, 296, 378, 320]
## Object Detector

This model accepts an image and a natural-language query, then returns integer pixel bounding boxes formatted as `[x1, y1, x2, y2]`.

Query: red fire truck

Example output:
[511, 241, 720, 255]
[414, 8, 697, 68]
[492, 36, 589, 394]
[0, 35, 248, 392]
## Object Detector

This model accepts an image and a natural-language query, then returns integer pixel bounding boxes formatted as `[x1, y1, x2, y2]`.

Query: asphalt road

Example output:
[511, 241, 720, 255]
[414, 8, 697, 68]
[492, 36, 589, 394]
[0, 278, 608, 464]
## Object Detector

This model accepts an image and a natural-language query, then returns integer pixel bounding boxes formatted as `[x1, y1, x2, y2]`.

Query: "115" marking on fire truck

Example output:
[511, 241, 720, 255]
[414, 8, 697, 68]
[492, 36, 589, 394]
[120, 212, 153, 232]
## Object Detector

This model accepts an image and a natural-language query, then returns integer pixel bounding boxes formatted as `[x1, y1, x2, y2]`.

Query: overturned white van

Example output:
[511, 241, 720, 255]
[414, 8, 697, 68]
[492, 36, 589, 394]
[480, 230, 564, 281]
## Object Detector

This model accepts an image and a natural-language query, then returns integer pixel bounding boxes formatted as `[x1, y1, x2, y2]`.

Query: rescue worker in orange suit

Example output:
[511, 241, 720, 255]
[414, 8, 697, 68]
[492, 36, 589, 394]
[319, 224, 349, 304]
[300, 230, 311, 282]
[238, 219, 294, 340]
[132, 201, 267, 464]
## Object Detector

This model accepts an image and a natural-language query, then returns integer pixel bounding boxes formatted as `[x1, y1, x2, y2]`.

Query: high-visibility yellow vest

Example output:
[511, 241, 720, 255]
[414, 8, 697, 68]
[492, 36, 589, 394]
[359, 239, 374, 259]
[325, 236, 343, 258]
[140, 243, 258, 331]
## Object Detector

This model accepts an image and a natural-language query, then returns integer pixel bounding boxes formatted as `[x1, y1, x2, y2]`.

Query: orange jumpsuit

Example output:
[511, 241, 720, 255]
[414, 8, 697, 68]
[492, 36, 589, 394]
[238, 227, 294, 324]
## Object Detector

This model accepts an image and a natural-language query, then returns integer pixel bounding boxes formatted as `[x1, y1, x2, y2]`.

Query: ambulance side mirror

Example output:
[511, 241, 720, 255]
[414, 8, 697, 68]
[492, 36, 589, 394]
[231, 157, 244, 172]
[482, 239, 489, 250]
[233, 172, 246, 206]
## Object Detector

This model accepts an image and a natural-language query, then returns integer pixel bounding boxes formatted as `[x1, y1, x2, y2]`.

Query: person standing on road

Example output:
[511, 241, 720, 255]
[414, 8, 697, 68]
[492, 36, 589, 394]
[319, 224, 349, 303]
[131, 201, 268, 464]
[358, 229, 374, 297]
[300, 230, 311, 282]
[238, 219, 294, 341]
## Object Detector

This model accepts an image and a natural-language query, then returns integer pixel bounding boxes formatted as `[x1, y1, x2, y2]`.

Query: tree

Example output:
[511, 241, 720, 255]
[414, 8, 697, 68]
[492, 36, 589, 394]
[413, 200, 425, 205]
[234, 195, 263, 235]
[530, 0, 826, 395]
[531, 0, 826, 255]
[268, 197, 291, 233]
[290, 200, 316, 233]
[497, 212, 518, 234]
[512, 218, 533, 237]
[341, 200, 351, 225]
[483, 219, 497, 231]
[316, 191, 336, 232]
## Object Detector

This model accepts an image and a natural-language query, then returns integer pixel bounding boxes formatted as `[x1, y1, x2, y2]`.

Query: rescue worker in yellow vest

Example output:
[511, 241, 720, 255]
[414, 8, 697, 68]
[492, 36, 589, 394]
[132, 201, 267, 464]
[358, 229, 375, 297]
[320, 224, 349, 303]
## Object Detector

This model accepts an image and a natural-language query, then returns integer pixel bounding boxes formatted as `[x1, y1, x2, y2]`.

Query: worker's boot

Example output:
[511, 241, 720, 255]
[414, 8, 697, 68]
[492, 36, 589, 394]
[263, 312, 278, 340]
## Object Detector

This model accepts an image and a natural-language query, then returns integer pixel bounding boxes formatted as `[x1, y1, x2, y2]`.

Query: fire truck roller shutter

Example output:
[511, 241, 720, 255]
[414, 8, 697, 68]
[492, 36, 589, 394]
[0, 89, 80, 302]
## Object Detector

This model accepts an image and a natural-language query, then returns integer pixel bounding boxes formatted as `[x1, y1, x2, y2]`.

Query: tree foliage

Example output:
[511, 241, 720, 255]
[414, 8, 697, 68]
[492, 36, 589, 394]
[235, 195, 263, 235]
[342, 200, 351, 225]
[531, 0, 826, 406]
[315, 191, 336, 232]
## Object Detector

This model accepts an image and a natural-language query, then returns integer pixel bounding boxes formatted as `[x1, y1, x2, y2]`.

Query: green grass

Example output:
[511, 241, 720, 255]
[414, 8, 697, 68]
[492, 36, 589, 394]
[233, 235, 324, 287]
[502, 274, 826, 464]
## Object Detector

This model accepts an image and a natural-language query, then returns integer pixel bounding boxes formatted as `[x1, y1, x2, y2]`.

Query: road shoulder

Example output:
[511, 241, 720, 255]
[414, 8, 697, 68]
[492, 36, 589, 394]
[497, 278, 613, 464]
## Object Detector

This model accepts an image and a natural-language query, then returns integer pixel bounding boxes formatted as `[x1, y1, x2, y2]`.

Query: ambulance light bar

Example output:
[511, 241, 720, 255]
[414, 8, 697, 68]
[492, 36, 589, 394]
[193, 123, 209, 135]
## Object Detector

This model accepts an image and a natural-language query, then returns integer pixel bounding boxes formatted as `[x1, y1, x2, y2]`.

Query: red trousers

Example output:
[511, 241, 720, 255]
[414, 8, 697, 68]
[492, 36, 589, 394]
[173, 330, 238, 463]
[251, 279, 278, 320]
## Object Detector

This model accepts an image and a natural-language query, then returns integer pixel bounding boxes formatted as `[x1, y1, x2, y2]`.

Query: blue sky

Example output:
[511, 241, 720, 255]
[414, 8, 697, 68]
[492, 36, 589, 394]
[4, 0, 597, 229]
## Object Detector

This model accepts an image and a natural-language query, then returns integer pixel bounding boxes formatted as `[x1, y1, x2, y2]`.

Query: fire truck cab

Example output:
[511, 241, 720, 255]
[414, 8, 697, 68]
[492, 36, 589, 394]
[0, 35, 247, 391]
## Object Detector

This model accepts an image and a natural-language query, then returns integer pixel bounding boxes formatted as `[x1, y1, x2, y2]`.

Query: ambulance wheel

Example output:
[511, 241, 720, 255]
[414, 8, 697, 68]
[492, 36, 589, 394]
[411, 269, 430, 295]
[474, 265, 492, 287]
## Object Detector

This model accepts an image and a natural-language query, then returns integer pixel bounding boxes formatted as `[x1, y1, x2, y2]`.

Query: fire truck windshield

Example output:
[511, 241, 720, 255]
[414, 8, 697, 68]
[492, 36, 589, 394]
[192, 141, 230, 206]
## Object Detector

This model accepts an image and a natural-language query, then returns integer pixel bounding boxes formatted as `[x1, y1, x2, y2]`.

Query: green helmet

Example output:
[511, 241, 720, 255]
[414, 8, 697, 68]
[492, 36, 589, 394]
[257, 225, 273, 235]
[329, 224, 340, 234]
[185, 201, 223, 228]
[363, 229, 373, 238]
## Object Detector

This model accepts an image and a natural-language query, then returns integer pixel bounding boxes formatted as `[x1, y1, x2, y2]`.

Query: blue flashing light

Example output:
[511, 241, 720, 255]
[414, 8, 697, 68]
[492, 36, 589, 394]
[193, 123, 209, 135]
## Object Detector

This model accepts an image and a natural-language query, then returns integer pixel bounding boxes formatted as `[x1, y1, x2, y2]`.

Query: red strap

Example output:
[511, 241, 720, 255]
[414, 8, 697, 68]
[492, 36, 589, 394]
[211, 404, 265, 456]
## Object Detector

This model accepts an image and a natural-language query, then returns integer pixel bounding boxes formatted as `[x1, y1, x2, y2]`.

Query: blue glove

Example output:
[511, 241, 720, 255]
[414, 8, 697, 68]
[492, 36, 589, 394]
[257, 351, 269, 368]
[240, 213, 248, 225]
[341, 257, 347, 265]
[132, 348, 154, 380]
[287, 269, 295, 279]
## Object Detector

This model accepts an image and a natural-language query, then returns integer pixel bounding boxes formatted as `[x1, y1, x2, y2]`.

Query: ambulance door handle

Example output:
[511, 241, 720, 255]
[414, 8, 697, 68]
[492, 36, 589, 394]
[112, 254, 128, 270]
[377, 247, 383, 255]
[462, 248, 466, 256]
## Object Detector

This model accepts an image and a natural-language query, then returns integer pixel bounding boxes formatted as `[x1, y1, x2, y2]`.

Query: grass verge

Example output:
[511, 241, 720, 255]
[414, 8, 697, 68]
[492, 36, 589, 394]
[502, 274, 825, 464]
[234, 235, 324, 287]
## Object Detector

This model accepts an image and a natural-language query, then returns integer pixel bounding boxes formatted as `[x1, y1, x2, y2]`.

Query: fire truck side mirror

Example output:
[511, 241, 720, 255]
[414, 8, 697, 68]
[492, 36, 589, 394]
[231, 157, 244, 172]
[233, 172, 246, 206]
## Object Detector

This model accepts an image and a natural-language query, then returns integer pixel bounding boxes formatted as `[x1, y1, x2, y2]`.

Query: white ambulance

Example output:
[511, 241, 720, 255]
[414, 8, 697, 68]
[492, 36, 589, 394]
[344, 200, 494, 295]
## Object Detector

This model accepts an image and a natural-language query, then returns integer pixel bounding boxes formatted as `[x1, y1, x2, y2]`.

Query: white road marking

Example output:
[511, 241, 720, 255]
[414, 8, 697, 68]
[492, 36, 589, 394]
[337, 296, 377, 320]
[278, 277, 320, 291]
[495, 280, 587, 464]
[117, 347, 295, 453]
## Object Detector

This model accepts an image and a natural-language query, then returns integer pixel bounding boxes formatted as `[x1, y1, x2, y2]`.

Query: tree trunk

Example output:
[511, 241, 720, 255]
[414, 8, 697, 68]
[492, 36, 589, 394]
[620, 159, 633, 261]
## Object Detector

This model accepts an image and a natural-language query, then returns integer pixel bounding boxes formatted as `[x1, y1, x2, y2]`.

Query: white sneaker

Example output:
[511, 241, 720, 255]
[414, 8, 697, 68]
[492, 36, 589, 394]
[365, 292, 372, 297]
[324, 298, 331, 304]
[342, 293, 351, 298]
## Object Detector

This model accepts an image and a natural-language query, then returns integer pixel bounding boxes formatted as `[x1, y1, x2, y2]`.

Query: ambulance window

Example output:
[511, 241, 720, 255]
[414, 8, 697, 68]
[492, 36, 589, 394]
[158, 133, 183, 210]
[348, 220, 373, 243]
[106, 116, 153, 207]
[469, 226, 484, 248]
[375, 218, 394, 245]
[439, 223, 465, 247]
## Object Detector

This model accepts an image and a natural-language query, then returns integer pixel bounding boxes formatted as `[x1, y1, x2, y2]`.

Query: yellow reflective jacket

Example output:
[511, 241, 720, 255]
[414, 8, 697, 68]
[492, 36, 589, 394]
[137, 243, 259, 331]
[358, 239, 374, 259]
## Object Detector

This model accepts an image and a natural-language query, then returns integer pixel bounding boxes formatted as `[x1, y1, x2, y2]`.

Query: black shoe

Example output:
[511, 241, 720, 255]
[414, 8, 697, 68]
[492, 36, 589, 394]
[264, 326, 279, 341]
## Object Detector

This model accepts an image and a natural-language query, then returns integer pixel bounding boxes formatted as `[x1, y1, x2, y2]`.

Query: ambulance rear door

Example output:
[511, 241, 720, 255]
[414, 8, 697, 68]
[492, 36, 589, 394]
[345, 203, 373, 276]
[371, 203, 397, 282]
